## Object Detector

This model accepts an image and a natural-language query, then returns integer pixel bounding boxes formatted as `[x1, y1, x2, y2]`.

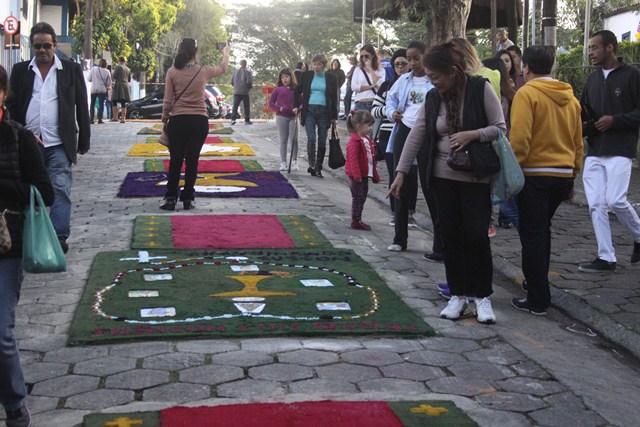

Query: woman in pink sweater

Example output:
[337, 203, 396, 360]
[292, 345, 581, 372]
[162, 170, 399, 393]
[160, 38, 229, 211]
[269, 68, 299, 171]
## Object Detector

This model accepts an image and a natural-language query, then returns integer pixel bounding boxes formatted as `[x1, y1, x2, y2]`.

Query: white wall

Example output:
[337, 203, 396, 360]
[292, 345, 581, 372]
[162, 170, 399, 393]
[604, 10, 640, 41]
[41, 5, 62, 35]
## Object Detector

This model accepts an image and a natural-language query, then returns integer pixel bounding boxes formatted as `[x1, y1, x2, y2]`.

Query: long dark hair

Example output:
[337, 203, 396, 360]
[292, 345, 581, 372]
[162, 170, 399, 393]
[359, 44, 380, 70]
[277, 68, 297, 89]
[424, 42, 467, 135]
[0, 65, 8, 94]
[482, 56, 515, 102]
[174, 38, 197, 69]
[496, 49, 516, 85]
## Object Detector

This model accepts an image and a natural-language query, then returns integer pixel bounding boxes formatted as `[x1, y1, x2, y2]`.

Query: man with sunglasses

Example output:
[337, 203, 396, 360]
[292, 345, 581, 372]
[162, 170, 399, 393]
[6, 22, 91, 255]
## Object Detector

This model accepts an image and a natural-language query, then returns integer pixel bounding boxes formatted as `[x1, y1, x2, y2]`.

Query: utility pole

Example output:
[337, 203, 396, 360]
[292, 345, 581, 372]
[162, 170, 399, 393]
[541, 0, 557, 48]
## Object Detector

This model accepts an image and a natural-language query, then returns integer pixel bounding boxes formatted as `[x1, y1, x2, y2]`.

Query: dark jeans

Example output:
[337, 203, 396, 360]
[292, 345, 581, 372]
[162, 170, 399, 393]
[392, 122, 418, 249]
[343, 86, 353, 115]
[232, 94, 250, 122]
[304, 104, 328, 167]
[165, 115, 209, 201]
[516, 176, 574, 310]
[432, 177, 493, 298]
[90, 92, 106, 122]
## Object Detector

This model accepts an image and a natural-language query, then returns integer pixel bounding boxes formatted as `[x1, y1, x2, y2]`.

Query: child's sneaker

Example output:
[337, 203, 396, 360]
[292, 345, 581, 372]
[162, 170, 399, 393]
[291, 161, 299, 171]
[351, 220, 371, 231]
[279, 162, 287, 171]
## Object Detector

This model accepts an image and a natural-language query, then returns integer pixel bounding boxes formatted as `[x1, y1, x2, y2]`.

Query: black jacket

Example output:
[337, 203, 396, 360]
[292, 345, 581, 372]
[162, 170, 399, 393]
[0, 118, 54, 258]
[294, 71, 338, 125]
[417, 75, 489, 189]
[6, 57, 91, 164]
[581, 60, 640, 158]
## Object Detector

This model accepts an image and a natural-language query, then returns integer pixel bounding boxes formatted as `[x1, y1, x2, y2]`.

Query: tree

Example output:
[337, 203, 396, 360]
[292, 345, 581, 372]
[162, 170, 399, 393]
[157, 0, 228, 84]
[72, 0, 183, 80]
[230, 0, 362, 83]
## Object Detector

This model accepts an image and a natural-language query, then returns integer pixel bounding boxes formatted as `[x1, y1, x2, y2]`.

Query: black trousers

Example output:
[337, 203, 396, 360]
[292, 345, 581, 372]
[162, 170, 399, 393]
[231, 94, 250, 122]
[432, 177, 493, 298]
[392, 122, 418, 249]
[516, 176, 573, 310]
[165, 115, 209, 201]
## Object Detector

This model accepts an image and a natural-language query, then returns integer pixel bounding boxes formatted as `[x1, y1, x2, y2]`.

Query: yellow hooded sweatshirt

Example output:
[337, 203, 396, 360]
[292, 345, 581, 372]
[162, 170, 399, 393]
[510, 78, 584, 177]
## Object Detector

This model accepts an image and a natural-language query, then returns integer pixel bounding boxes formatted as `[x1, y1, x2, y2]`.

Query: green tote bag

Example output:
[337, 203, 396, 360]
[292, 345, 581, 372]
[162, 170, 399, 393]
[23, 185, 67, 273]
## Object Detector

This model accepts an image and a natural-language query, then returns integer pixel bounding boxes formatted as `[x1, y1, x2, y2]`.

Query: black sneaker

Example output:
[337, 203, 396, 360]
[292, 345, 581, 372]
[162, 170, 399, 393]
[511, 298, 547, 316]
[58, 237, 69, 254]
[245, 121, 253, 125]
[423, 252, 444, 263]
[6, 403, 31, 427]
[578, 258, 616, 273]
[631, 242, 640, 264]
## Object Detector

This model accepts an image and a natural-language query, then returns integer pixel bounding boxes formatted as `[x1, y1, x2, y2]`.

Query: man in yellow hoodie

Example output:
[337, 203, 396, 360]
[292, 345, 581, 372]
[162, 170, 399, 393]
[509, 46, 583, 316]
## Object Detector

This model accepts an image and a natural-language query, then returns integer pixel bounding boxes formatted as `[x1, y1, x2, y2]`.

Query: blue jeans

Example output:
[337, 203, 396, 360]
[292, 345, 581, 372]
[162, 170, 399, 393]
[354, 101, 373, 112]
[0, 258, 27, 411]
[499, 199, 520, 231]
[304, 104, 328, 167]
[90, 92, 106, 122]
[343, 87, 353, 115]
[516, 176, 574, 310]
[45, 145, 72, 240]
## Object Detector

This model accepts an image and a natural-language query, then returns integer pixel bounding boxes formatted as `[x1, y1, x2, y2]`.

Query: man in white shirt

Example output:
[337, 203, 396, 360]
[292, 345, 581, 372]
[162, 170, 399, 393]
[6, 22, 91, 253]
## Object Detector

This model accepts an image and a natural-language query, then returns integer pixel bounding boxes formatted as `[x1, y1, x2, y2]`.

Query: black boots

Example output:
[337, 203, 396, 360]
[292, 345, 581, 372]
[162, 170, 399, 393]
[315, 147, 326, 178]
[160, 197, 177, 211]
[183, 200, 194, 210]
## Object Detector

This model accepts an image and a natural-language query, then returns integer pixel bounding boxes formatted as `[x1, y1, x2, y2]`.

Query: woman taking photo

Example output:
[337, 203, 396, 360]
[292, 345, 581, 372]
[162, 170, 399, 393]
[389, 42, 506, 324]
[0, 64, 54, 427]
[351, 44, 386, 112]
[294, 53, 338, 178]
[160, 38, 229, 211]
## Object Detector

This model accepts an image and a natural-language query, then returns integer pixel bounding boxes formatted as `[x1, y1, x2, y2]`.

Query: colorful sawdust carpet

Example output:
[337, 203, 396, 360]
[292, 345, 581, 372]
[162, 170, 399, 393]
[84, 401, 477, 427]
[131, 214, 332, 249]
[127, 142, 255, 157]
[117, 171, 298, 198]
[142, 135, 236, 144]
[68, 248, 435, 345]
[143, 159, 263, 172]
[137, 123, 233, 135]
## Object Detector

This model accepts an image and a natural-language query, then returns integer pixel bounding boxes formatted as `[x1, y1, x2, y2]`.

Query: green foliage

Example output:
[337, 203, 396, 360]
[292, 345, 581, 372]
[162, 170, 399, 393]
[71, 0, 183, 79]
[556, 41, 640, 97]
[230, 0, 362, 83]
[157, 0, 228, 83]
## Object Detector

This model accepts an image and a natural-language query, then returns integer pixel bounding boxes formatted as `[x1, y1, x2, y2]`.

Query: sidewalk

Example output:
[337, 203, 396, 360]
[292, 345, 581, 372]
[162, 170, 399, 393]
[356, 128, 640, 361]
[3, 120, 639, 427]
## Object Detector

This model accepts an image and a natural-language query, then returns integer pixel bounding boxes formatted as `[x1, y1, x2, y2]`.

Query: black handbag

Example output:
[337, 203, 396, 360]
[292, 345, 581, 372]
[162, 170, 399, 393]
[467, 141, 500, 179]
[328, 125, 345, 169]
[447, 141, 500, 180]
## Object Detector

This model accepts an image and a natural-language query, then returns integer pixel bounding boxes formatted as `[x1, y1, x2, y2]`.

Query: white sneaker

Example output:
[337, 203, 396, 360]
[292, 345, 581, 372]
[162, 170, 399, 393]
[279, 162, 287, 171]
[387, 244, 404, 252]
[440, 296, 468, 320]
[291, 161, 299, 171]
[476, 297, 496, 324]
[408, 215, 418, 228]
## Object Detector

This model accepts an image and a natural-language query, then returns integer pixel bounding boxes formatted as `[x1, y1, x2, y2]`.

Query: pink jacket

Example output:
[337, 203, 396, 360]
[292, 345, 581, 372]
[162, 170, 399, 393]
[345, 132, 380, 183]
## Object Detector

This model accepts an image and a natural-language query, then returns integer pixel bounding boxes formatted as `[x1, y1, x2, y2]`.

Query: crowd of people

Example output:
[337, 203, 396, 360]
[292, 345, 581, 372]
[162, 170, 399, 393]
[1, 20, 640, 426]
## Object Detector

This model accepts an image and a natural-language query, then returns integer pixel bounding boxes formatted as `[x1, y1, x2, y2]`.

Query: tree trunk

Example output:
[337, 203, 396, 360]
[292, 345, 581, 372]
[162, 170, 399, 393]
[427, 0, 473, 45]
[508, 0, 519, 46]
[83, 0, 94, 67]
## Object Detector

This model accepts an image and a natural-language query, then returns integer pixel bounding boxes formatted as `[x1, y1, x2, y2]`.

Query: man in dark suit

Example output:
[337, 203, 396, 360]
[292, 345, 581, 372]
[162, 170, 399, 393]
[6, 22, 90, 253]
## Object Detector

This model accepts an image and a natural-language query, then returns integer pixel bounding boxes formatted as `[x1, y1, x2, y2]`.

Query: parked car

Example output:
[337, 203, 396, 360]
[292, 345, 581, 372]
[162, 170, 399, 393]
[127, 89, 217, 119]
[205, 85, 226, 119]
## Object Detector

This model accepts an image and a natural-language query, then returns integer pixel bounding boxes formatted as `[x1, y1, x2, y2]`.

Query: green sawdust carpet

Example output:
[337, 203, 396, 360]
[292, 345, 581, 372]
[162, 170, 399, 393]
[83, 401, 477, 426]
[131, 215, 333, 249]
[68, 249, 435, 345]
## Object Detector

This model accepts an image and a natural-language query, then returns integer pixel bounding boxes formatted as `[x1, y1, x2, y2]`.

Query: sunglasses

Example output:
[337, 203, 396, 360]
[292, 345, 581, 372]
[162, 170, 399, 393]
[361, 54, 370, 59]
[33, 43, 53, 50]
[394, 61, 409, 67]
